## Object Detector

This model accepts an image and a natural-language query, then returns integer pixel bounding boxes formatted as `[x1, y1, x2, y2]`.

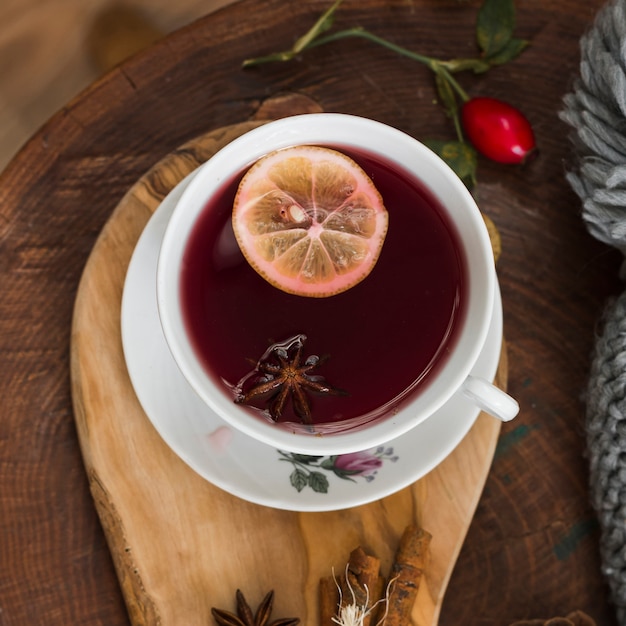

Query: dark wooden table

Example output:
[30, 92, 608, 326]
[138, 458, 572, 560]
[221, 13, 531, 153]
[0, 0, 621, 624]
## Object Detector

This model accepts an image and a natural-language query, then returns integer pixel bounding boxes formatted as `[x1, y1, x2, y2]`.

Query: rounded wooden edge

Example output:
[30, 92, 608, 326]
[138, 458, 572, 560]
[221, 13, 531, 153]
[70, 118, 268, 625]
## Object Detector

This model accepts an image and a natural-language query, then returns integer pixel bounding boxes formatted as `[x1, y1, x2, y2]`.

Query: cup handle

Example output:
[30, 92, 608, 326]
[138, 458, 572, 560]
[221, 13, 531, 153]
[461, 375, 519, 422]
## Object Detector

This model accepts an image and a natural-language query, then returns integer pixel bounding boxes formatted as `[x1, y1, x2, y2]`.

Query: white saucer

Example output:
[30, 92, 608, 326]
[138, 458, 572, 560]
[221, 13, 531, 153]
[121, 172, 504, 512]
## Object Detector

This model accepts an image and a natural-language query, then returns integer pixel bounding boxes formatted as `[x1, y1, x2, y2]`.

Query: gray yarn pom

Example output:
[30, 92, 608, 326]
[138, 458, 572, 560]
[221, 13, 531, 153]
[561, 0, 626, 621]
[586, 292, 626, 623]
[561, 0, 626, 262]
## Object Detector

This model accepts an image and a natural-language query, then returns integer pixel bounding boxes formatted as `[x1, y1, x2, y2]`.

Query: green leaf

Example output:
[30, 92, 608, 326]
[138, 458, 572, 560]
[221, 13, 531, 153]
[320, 456, 337, 470]
[290, 453, 323, 464]
[290, 469, 309, 492]
[423, 140, 478, 189]
[308, 471, 330, 493]
[485, 37, 528, 65]
[476, 0, 516, 57]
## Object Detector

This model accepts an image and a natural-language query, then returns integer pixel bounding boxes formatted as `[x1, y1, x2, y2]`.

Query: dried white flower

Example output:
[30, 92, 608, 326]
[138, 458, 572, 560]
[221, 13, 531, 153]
[330, 566, 396, 626]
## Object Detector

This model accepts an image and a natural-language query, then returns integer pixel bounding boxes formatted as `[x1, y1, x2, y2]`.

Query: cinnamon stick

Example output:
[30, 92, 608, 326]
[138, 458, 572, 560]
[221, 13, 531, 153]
[341, 547, 382, 626]
[319, 546, 382, 626]
[319, 576, 339, 626]
[382, 524, 432, 626]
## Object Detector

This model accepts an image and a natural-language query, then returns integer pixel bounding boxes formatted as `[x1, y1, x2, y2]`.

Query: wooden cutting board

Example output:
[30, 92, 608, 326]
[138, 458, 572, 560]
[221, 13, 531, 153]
[70, 95, 506, 626]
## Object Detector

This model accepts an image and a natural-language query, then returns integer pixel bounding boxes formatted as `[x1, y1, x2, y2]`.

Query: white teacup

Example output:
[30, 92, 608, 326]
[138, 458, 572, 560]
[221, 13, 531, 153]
[156, 113, 518, 455]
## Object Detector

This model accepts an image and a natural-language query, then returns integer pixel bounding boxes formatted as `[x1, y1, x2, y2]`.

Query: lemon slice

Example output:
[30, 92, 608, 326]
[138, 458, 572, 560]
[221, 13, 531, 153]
[232, 145, 389, 297]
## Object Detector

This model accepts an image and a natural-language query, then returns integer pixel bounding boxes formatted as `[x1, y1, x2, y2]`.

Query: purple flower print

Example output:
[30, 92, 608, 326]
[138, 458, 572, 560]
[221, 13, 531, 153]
[279, 446, 399, 494]
[333, 451, 383, 476]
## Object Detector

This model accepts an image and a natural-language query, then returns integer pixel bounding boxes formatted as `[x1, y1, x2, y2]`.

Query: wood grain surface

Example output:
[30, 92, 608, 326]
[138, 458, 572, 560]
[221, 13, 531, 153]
[0, 0, 622, 624]
[70, 108, 506, 625]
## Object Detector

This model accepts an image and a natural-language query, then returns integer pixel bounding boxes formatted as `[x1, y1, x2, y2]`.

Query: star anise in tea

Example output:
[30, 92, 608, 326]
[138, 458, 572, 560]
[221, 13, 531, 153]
[211, 589, 300, 626]
[234, 334, 346, 424]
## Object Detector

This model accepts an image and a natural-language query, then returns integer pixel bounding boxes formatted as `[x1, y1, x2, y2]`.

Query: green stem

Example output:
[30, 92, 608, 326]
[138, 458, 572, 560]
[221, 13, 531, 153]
[437, 66, 470, 104]
[278, 455, 320, 472]
[309, 27, 471, 102]
[451, 106, 464, 143]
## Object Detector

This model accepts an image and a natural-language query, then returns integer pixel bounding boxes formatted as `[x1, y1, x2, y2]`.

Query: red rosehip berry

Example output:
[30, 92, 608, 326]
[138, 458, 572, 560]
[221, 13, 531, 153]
[461, 97, 536, 164]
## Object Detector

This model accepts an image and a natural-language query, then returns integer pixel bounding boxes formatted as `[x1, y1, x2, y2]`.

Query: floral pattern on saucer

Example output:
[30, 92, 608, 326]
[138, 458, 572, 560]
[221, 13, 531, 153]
[278, 447, 399, 494]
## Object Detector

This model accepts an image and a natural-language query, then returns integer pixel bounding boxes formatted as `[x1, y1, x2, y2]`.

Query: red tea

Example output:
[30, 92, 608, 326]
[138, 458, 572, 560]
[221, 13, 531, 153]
[180, 146, 467, 428]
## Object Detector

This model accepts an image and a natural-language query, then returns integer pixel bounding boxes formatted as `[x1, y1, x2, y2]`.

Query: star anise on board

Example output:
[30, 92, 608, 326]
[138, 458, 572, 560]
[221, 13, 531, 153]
[234, 334, 346, 424]
[211, 589, 300, 626]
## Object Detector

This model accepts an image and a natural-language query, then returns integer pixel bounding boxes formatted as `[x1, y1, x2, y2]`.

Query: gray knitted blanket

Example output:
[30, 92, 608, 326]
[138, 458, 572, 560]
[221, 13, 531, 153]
[561, 1, 626, 622]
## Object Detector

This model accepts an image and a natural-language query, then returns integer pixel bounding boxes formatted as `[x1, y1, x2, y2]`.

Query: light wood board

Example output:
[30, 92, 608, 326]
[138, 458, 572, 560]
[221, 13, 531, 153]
[70, 114, 506, 626]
